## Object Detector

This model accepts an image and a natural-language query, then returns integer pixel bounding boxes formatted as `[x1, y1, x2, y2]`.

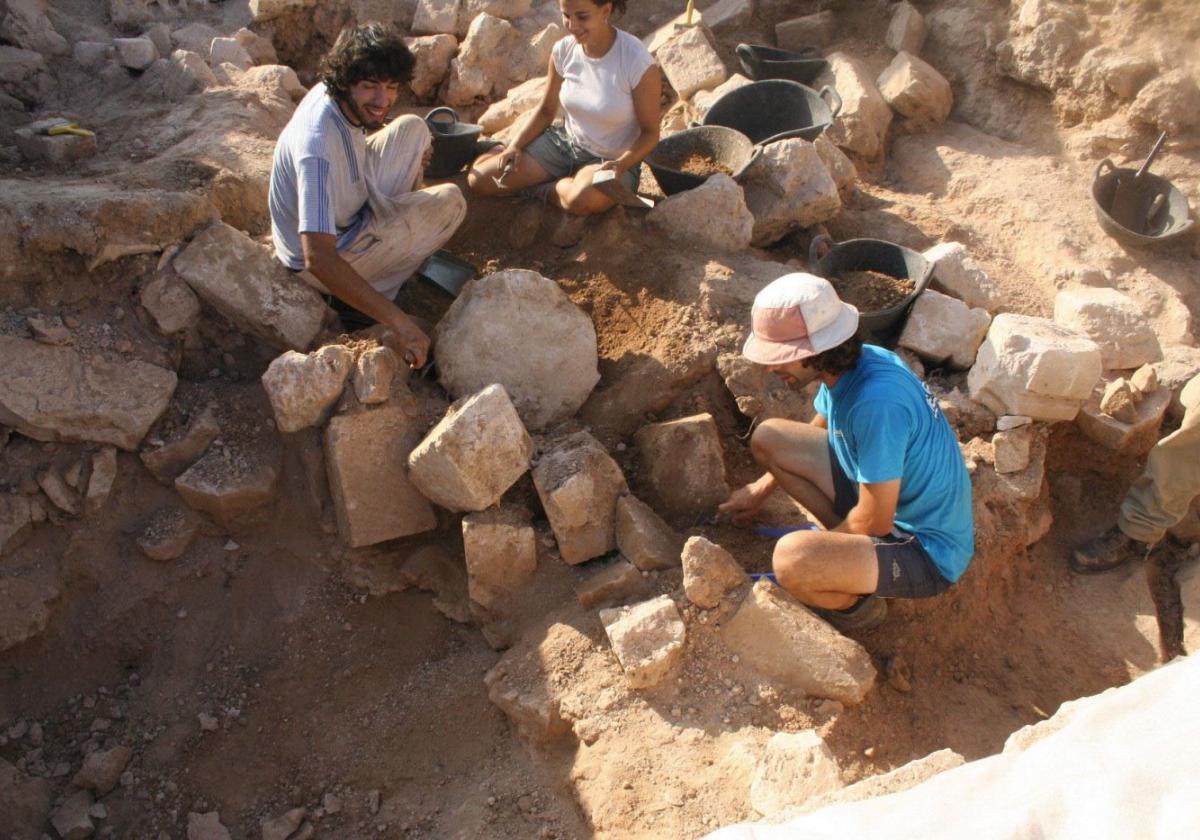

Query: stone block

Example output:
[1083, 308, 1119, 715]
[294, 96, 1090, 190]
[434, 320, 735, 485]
[352, 346, 397, 405]
[993, 426, 1033, 474]
[37, 467, 77, 515]
[647, 173, 754, 252]
[140, 271, 200, 335]
[233, 27, 277, 65]
[1129, 69, 1200, 136]
[693, 72, 752, 118]
[171, 22, 220, 54]
[140, 403, 220, 483]
[816, 52, 892, 159]
[886, 1, 927, 54]
[615, 494, 682, 571]
[681, 535, 748, 608]
[50, 789, 93, 840]
[635, 413, 728, 519]
[13, 127, 97, 165]
[704, 0, 753, 33]
[996, 20, 1084, 92]
[142, 22, 171, 58]
[775, 11, 834, 50]
[813, 134, 858, 196]
[576, 557, 644, 609]
[0, 336, 176, 451]
[877, 51, 952, 127]
[114, 36, 157, 70]
[73, 745, 131, 796]
[444, 13, 518, 105]
[137, 506, 199, 561]
[412, 0, 460, 35]
[742, 138, 841, 246]
[325, 404, 437, 547]
[248, 0, 319, 22]
[434, 269, 599, 430]
[209, 37, 252, 71]
[750, 731, 843, 816]
[599, 594, 686, 690]
[73, 40, 113, 68]
[162, 49, 217, 100]
[462, 505, 536, 610]
[408, 384, 533, 512]
[967, 313, 1102, 422]
[479, 74, 544, 132]
[85, 447, 117, 513]
[1100, 378, 1138, 424]
[1130, 364, 1158, 397]
[1076, 382, 1171, 454]
[997, 414, 1032, 431]
[721, 580, 877, 704]
[261, 345, 354, 433]
[532, 430, 627, 564]
[172, 221, 328, 352]
[898, 288, 990, 370]
[404, 33, 457, 98]
[923, 242, 1005, 312]
[656, 25, 727, 101]
[1053, 287, 1162, 371]
[175, 438, 280, 530]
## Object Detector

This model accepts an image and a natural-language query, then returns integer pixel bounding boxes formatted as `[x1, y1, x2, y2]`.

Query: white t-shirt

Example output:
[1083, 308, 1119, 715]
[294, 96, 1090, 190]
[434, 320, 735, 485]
[552, 28, 656, 160]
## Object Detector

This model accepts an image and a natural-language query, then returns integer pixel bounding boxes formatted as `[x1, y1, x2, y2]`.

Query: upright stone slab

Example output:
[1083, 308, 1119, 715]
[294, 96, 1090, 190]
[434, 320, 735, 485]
[0, 336, 176, 451]
[877, 51, 953, 127]
[817, 52, 892, 159]
[532, 430, 628, 564]
[407, 384, 533, 512]
[462, 505, 536, 610]
[599, 594, 686, 689]
[325, 405, 437, 547]
[175, 430, 281, 530]
[656, 25, 727, 100]
[172, 221, 328, 352]
[434, 269, 599, 430]
[1053, 287, 1162, 370]
[742, 138, 841, 247]
[967, 313, 1102, 421]
[721, 580, 877, 705]
[635, 413, 729, 519]
[750, 731, 843, 815]
[886, 1, 927, 54]
[898, 289, 990, 370]
[615, 494, 683, 571]
[681, 535, 748, 608]
[923, 242, 1005, 312]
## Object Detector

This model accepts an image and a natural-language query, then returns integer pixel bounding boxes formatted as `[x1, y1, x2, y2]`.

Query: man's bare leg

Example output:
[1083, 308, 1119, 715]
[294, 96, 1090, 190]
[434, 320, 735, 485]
[772, 530, 879, 609]
[750, 418, 840, 528]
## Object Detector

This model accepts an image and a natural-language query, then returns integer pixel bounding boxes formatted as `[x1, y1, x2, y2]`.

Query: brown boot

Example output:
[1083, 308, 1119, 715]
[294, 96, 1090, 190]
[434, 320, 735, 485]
[1070, 526, 1144, 574]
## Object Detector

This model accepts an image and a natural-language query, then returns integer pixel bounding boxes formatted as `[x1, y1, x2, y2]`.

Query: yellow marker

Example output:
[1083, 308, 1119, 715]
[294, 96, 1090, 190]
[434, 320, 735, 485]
[685, 0, 695, 25]
[47, 124, 95, 138]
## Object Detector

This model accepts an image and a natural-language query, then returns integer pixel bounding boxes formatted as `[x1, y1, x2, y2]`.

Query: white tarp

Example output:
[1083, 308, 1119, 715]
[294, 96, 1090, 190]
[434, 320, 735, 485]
[707, 653, 1200, 839]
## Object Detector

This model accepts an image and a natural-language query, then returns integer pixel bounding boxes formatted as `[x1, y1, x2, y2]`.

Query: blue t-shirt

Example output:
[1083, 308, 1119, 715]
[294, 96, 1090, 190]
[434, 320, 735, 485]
[813, 345, 974, 582]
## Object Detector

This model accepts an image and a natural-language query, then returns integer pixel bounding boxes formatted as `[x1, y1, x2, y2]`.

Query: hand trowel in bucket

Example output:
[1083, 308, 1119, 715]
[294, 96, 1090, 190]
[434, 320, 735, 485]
[1110, 131, 1167, 233]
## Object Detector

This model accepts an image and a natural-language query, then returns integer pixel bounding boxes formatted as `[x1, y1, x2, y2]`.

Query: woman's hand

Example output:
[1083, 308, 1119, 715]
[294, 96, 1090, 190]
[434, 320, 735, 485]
[599, 158, 629, 176]
[496, 147, 523, 184]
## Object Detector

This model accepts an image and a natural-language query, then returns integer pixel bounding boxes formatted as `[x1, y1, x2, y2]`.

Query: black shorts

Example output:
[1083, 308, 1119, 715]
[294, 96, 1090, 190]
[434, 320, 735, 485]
[829, 445, 952, 599]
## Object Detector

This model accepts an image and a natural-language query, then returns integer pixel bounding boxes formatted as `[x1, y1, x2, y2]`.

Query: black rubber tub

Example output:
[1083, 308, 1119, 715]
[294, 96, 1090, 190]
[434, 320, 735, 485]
[809, 235, 932, 336]
[1091, 158, 1194, 248]
[702, 79, 841, 145]
[645, 125, 761, 196]
[736, 43, 828, 85]
[424, 107, 483, 179]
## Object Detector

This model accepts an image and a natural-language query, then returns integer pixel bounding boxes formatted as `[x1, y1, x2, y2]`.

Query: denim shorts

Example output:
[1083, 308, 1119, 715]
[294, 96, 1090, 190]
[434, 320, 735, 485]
[829, 445, 953, 599]
[524, 124, 641, 192]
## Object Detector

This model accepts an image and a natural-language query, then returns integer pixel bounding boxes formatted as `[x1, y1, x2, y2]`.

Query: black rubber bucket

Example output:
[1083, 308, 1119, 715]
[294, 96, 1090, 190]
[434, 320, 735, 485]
[702, 79, 842, 145]
[809, 235, 932, 336]
[425, 107, 483, 180]
[1091, 159, 1194, 248]
[645, 125, 762, 196]
[736, 44, 828, 85]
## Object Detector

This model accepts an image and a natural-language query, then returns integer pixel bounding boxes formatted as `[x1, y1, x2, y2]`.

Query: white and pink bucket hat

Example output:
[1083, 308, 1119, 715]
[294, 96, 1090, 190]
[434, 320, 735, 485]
[742, 273, 859, 365]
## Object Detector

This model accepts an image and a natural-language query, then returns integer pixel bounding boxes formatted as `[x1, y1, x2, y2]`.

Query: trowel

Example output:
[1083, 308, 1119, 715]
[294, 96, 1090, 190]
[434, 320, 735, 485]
[592, 169, 655, 209]
[1110, 131, 1166, 232]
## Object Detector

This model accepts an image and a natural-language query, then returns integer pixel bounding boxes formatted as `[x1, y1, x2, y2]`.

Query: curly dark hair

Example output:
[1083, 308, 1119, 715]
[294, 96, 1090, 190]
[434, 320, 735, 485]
[320, 23, 415, 101]
[806, 330, 864, 376]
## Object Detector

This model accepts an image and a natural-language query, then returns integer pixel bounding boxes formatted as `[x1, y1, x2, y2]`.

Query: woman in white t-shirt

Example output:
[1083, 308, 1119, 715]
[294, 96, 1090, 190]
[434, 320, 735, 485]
[467, 0, 661, 215]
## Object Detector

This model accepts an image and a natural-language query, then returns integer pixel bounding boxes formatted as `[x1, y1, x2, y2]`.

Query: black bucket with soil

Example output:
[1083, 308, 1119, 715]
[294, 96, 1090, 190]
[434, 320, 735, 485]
[645, 125, 762, 195]
[809, 235, 932, 336]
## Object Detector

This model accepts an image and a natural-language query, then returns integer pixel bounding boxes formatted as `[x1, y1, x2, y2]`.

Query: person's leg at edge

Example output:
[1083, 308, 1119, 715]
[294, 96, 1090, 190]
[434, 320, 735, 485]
[772, 530, 880, 610]
[748, 418, 840, 528]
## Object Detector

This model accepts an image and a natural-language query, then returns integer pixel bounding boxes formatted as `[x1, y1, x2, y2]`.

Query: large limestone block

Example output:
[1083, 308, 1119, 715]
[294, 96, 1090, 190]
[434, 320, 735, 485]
[261, 345, 354, 433]
[996, 20, 1083, 92]
[635, 413, 728, 519]
[248, 0, 319, 22]
[599, 594, 686, 689]
[898, 289, 990, 370]
[434, 269, 599, 430]
[813, 134, 858, 196]
[682, 535, 748, 608]
[0, 336, 176, 451]
[817, 53, 892, 159]
[445, 13, 517, 105]
[479, 75, 546, 133]
[967, 314, 1102, 422]
[412, 0, 459, 34]
[14, 125, 96, 165]
[325, 405, 437, 547]
[172, 222, 328, 352]
[175, 443, 280, 529]
[647, 173, 754, 252]
[462, 505, 536, 610]
[886, 1, 927, 54]
[1053, 287, 1162, 371]
[405, 34, 457, 99]
[923, 242, 1005, 312]
[1128, 69, 1200, 136]
[1075, 382, 1171, 453]
[532, 431, 628, 564]
[408, 384, 533, 512]
[656, 25, 727, 101]
[877, 51, 952, 128]
[751, 731, 843, 816]
[742, 138, 841, 247]
[1, 0, 68, 56]
[114, 36, 158, 70]
[615, 494, 683, 571]
[209, 37, 252, 71]
[721, 580, 877, 704]
[140, 272, 201, 335]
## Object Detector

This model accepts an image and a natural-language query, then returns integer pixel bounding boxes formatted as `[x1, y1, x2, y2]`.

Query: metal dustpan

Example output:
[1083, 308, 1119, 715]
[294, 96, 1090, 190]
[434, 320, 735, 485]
[592, 168, 655, 208]
[416, 250, 476, 298]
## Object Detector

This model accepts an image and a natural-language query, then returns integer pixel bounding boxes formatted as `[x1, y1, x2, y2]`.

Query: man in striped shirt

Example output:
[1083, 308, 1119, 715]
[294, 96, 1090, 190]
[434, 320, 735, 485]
[269, 23, 466, 367]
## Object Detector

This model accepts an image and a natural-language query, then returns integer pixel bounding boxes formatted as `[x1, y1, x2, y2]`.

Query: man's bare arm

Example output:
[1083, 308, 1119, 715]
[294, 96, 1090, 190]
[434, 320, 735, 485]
[834, 478, 901, 537]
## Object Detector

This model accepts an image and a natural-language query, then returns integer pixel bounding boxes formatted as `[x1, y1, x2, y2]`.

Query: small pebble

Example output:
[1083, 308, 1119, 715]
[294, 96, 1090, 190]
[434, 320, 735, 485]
[224, 540, 239, 551]
[177, 608, 187, 619]
[863, 746, 876, 757]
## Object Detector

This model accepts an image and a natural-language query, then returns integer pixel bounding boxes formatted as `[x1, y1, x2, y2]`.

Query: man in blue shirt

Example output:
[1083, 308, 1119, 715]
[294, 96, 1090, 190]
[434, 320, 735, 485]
[269, 23, 466, 368]
[719, 273, 974, 631]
